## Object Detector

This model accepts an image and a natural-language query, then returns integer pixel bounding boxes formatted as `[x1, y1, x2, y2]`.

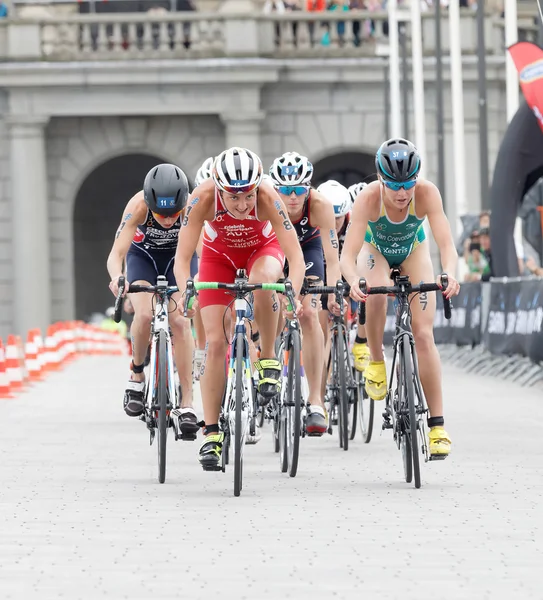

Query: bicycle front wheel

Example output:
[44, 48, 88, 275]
[234, 333, 245, 497]
[336, 327, 349, 451]
[156, 330, 169, 484]
[356, 370, 374, 444]
[280, 329, 302, 477]
[400, 334, 421, 488]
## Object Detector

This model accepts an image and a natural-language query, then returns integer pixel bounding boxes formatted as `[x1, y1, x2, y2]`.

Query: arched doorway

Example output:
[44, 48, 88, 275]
[73, 153, 166, 320]
[312, 151, 377, 188]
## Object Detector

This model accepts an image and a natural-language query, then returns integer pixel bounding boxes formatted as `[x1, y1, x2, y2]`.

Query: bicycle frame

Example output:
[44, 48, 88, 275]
[358, 271, 453, 486]
[146, 283, 177, 418]
[222, 294, 256, 448]
[385, 290, 428, 447]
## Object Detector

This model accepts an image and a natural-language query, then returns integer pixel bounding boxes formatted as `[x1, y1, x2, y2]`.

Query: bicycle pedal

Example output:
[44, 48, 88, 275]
[428, 454, 448, 462]
[201, 464, 223, 472]
[382, 422, 393, 430]
[179, 433, 197, 441]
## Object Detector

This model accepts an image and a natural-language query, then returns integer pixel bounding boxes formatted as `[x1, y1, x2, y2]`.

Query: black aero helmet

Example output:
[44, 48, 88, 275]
[375, 138, 421, 182]
[143, 163, 189, 216]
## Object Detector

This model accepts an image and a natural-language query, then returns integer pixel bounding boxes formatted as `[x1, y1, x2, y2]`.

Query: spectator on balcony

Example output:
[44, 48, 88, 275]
[264, 0, 286, 46]
[306, 0, 326, 44]
[321, 0, 350, 47]
[177, 0, 196, 49]
[0, 2, 8, 18]
[349, 0, 364, 46]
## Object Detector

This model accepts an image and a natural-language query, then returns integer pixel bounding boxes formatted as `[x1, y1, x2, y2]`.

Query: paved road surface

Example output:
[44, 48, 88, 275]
[0, 356, 541, 600]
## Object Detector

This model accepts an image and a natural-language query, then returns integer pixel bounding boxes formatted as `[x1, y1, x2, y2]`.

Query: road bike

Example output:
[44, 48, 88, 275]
[358, 269, 452, 488]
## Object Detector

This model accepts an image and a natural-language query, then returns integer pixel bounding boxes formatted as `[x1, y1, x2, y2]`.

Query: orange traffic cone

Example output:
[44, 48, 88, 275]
[0, 339, 13, 399]
[25, 329, 43, 382]
[5, 334, 24, 391]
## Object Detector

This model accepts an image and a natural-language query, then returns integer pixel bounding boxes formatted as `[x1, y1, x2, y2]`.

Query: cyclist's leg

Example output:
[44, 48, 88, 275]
[297, 238, 327, 432]
[196, 252, 235, 467]
[191, 257, 206, 358]
[357, 243, 391, 400]
[299, 281, 328, 434]
[127, 286, 154, 378]
[318, 299, 331, 400]
[167, 255, 195, 409]
[247, 244, 285, 398]
[401, 241, 451, 455]
[124, 250, 156, 416]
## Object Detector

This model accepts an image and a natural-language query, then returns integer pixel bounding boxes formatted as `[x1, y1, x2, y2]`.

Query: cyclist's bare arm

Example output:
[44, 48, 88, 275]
[415, 180, 460, 297]
[258, 184, 305, 299]
[340, 185, 380, 300]
[107, 191, 147, 293]
[174, 181, 215, 298]
[310, 189, 342, 287]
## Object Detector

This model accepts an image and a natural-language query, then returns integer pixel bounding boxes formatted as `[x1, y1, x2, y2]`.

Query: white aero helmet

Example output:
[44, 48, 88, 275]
[212, 147, 263, 194]
[348, 182, 368, 203]
[269, 152, 313, 186]
[194, 156, 215, 186]
[317, 180, 351, 217]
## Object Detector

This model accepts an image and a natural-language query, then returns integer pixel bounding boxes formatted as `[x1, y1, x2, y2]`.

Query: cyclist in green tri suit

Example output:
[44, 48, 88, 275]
[341, 138, 460, 458]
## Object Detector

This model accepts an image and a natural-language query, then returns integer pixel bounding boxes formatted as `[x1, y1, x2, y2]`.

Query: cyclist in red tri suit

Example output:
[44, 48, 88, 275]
[174, 147, 305, 471]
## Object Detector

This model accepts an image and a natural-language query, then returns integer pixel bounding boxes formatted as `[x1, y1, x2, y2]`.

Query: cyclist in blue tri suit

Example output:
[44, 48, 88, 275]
[107, 163, 200, 437]
[341, 139, 460, 458]
[269, 152, 342, 436]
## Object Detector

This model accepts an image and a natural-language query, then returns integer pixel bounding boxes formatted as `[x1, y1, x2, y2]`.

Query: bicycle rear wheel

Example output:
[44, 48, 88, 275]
[336, 327, 349, 451]
[280, 329, 302, 477]
[400, 334, 421, 488]
[234, 333, 244, 497]
[156, 330, 169, 484]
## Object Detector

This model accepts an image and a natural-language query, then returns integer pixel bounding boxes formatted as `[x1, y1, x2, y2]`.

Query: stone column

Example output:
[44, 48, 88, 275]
[8, 115, 51, 335]
[221, 111, 266, 158]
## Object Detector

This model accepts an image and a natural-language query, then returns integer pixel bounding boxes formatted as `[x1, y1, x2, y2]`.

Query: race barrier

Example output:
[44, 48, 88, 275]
[382, 277, 543, 386]
[0, 321, 127, 400]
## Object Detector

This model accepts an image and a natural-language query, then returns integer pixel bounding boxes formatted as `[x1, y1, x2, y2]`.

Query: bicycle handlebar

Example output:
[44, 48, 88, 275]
[182, 279, 295, 317]
[113, 276, 126, 323]
[113, 278, 179, 323]
[358, 274, 452, 325]
[301, 281, 351, 298]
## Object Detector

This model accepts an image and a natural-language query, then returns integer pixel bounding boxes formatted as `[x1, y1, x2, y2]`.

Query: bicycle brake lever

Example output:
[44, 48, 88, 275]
[183, 279, 195, 317]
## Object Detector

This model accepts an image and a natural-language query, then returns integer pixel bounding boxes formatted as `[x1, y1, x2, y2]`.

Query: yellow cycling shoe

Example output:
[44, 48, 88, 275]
[428, 426, 451, 459]
[352, 342, 370, 373]
[364, 360, 387, 401]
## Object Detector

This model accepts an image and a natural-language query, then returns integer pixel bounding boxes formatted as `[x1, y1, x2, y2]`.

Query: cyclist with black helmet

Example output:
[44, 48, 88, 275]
[269, 153, 342, 437]
[174, 147, 305, 471]
[341, 139, 460, 458]
[107, 163, 200, 437]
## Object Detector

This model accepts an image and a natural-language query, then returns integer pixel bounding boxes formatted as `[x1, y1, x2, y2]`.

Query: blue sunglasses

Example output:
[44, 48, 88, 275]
[277, 185, 309, 196]
[382, 178, 417, 191]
